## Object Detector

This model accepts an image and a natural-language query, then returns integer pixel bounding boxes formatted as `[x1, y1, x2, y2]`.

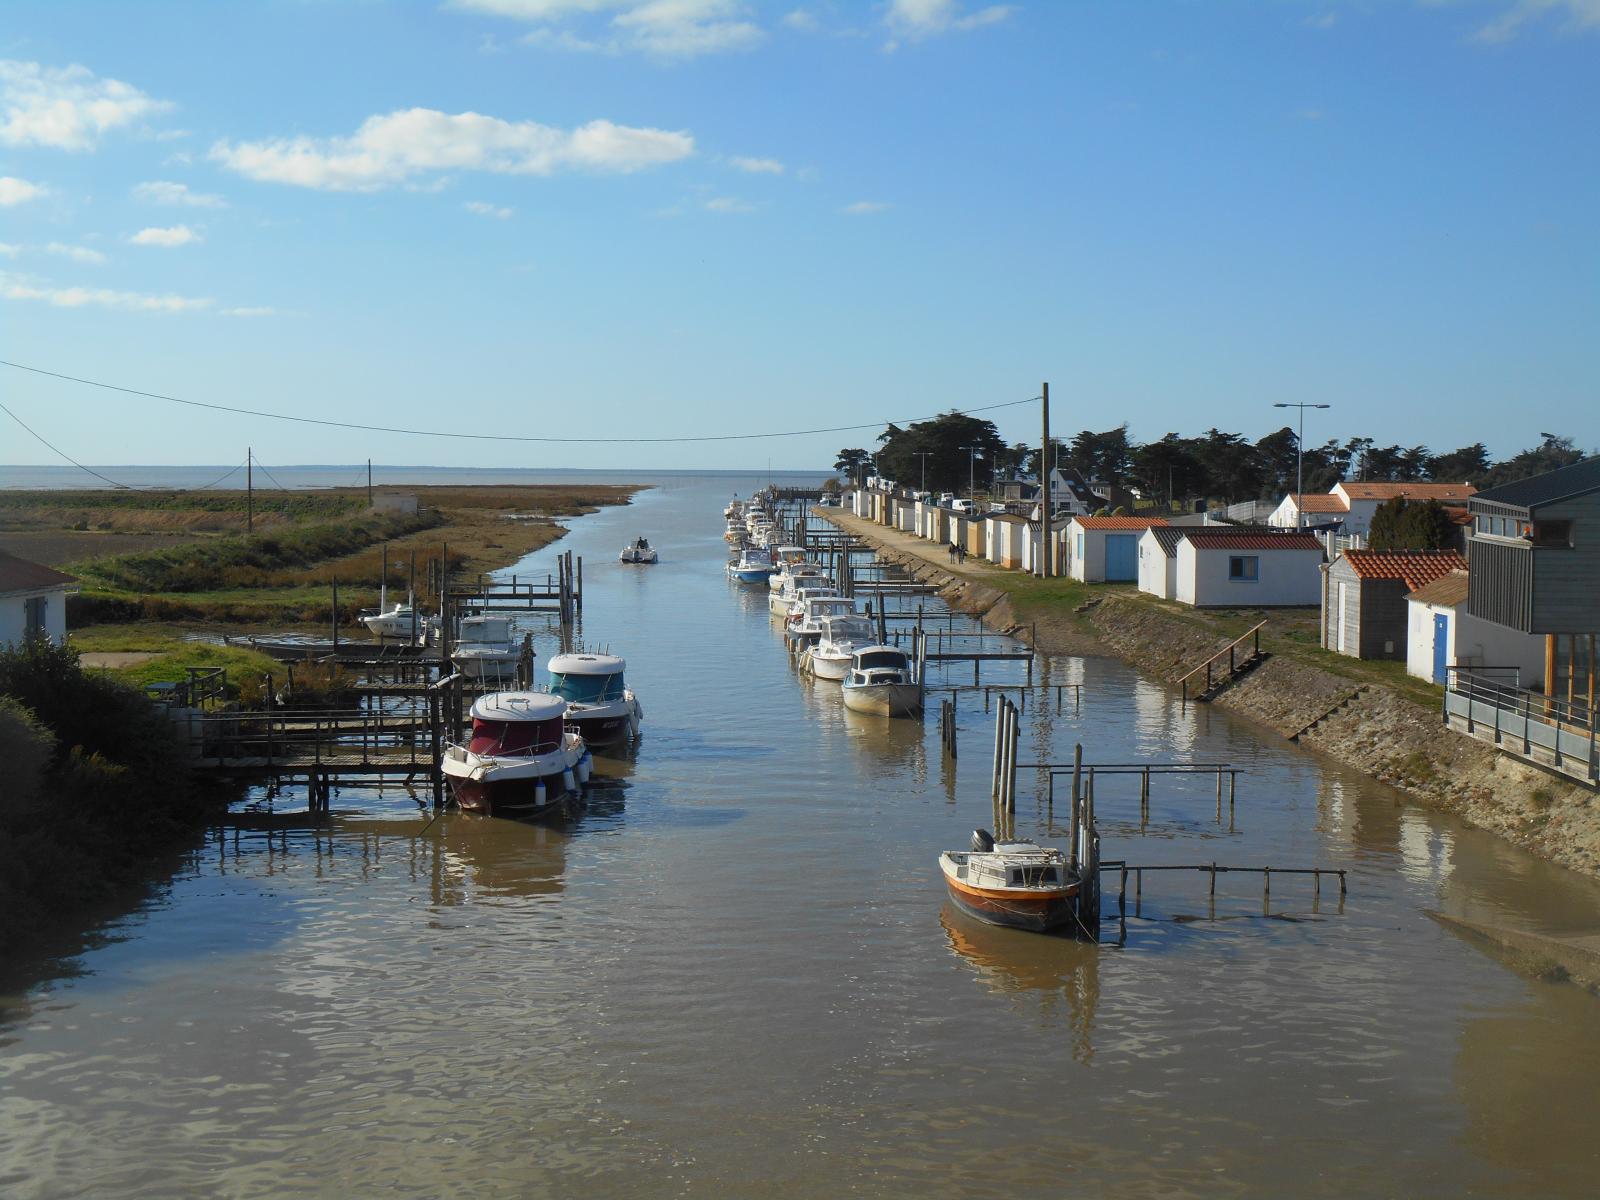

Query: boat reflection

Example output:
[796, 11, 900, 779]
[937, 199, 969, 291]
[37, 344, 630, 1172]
[940, 905, 1098, 1059]
[429, 810, 571, 906]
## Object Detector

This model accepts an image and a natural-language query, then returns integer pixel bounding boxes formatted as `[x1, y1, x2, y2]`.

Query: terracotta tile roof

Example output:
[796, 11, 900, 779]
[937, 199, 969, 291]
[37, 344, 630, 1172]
[1071, 516, 1170, 530]
[1340, 548, 1466, 591]
[1442, 505, 1473, 526]
[1406, 569, 1468, 608]
[1337, 481, 1477, 502]
[1182, 529, 1324, 552]
[1291, 494, 1350, 513]
[0, 551, 79, 595]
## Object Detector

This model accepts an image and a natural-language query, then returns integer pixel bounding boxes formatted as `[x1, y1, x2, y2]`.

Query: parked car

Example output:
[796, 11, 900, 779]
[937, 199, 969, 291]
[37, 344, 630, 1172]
[938, 492, 956, 507]
[950, 498, 975, 515]
[911, 489, 932, 503]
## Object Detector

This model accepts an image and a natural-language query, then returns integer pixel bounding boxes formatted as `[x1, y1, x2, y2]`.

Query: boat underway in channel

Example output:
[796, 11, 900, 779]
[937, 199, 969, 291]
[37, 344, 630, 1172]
[452, 614, 521, 683]
[546, 652, 643, 747]
[840, 644, 922, 716]
[938, 830, 1080, 932]
[620, 536, 659, 564]
[804, 612, 877, 681]
[441, 692, 592, 819]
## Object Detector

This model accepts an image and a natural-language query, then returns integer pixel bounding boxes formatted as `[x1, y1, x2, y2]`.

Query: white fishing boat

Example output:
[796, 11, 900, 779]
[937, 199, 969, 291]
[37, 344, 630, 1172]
[546, 652, 643, 747]
[938, 830, 1079, 932]
[620, 536, 659, 564]
[786, 594, 863, 649]
[441, 692, 592, 819]
[771, 582, 836, 621]
[769, 558, 828, 593]
[452, 614, 521, 683]
[840, 645, 923, 716]
[805, 612, 877, 681]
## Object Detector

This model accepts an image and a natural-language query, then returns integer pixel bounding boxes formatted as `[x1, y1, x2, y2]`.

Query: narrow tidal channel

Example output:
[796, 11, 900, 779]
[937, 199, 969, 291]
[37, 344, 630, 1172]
[5, 476, 1600, 1198]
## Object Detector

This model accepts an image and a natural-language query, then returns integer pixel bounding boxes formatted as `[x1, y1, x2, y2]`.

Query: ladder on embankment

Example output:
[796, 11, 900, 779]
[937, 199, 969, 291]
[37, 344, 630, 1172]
[1177, 621, 1268, 704]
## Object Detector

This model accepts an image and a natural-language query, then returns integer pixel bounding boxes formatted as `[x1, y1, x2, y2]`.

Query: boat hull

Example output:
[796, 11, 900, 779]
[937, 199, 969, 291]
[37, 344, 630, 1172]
[841, 681, 922, 716]
[943, 881, 1076, 932]
[729, 567, 771, 584]
[455, 652, 520, 682]
[807, 652, 850, 681]
[566, 711, 632, 747]
[448, 773, 577, 819]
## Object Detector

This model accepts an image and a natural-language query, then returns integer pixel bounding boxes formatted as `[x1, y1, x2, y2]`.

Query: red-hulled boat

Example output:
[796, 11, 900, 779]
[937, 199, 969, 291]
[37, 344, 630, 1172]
[441, 692, 592, 819]
[938, 830, 1081, 933]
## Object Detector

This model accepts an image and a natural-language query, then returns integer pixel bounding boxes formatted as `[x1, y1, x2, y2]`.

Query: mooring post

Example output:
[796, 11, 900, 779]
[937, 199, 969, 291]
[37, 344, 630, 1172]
[331, 576, 340, 651]
[991, 695, 1005, 798]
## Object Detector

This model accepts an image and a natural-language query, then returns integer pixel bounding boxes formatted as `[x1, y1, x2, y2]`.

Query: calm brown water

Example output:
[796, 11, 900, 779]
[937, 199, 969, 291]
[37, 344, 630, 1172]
[6, 477, 1600, 1198]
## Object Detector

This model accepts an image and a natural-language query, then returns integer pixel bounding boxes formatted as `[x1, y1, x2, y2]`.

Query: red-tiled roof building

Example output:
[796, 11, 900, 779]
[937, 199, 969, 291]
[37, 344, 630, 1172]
[1323, 549, 1467, 660]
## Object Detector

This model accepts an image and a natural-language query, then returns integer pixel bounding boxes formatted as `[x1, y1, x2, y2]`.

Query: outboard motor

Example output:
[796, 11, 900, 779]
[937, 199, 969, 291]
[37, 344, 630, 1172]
[971, 828, 995, 853]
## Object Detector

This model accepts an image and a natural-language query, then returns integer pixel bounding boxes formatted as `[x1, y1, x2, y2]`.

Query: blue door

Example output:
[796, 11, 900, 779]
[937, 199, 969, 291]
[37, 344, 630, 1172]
[1106, 534, 1137, 581]
[1432, 613, 1450, 684]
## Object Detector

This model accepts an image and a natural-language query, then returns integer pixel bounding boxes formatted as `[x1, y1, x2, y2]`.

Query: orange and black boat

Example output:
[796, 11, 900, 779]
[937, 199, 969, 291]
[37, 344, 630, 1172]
[938, 830, 1081, 933]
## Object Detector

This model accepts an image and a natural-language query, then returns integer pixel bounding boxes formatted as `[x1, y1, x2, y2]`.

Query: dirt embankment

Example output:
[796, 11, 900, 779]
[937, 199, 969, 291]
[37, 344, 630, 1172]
[823, 511, 1600, 879]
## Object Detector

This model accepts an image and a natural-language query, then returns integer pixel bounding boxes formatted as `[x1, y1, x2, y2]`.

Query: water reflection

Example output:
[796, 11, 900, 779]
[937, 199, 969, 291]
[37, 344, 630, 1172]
[940, 906, 1098, 1059]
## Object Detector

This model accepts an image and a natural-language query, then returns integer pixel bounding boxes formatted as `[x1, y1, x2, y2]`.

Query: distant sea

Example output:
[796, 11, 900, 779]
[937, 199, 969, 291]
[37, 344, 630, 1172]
[0, 465, 834, 491]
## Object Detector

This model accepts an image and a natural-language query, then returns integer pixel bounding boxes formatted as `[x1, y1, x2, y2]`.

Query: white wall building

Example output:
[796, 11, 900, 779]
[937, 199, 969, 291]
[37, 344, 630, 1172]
[1174, 529, 1324, 608]
[0, 552, 78, 648]
[1405, 571, 1546, 687]
[1330, 482, 1477, 536]
[1137, 527, 1184, 600]
[1064, 516, 1170, 583]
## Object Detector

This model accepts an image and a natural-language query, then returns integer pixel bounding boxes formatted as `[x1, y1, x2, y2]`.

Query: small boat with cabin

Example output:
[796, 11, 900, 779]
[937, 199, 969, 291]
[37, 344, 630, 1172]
[938, 830, 1080, 932]
[786, 594, 863, 649]
[360, 583, 427, 640]
[805, 612, 878, 681]
[769, 557, 829, 594]
[547, 652, 643, 747]
[452, 614, 521, 683]
[441, 692, 592, 818]
[620, 536, 659, 564]
[840, 645, 922, 716]
[727, 547, 775, 585]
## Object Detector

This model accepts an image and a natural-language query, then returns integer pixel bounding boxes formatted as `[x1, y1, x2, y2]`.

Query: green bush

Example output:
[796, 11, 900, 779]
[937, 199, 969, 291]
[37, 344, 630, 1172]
[0, 696, 54, 809]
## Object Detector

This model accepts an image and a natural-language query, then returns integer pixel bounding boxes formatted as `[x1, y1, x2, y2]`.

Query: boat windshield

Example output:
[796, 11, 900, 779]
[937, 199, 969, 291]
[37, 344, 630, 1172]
[460, 618, 512, 642]
[824, 617, 873, 642]
[855, 651, 908, 671]
[550, 671, 625, 703]
[468, 716, 563, 755]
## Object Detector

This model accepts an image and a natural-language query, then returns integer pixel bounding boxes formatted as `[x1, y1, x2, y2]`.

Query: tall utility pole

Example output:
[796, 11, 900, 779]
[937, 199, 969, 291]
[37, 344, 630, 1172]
[1273, 402, 1331, 529]
[367, 458, 373, 508]
[1040, 383, 1051, 577]
[915, 451, 932, 493]
[246, 447, 254, 534]
[962, 445, 982, 500]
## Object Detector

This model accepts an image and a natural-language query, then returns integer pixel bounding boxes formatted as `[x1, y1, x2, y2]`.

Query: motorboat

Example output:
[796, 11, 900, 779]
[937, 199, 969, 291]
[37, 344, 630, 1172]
[727, 547, 775, 585]
[769, 558, 829, 593]
[441, 692, 592, 818]
[804, 612, 878, 681]
[360, 582, 427, 639]
[786, 594, 862, 649]
[767, 569, 832, 615]
[452, 614, 521, 684]
[620, 536, 659, 564]
[938, 830, 1080, 932]
[546, 652, 643, 747]
[724, 496, 744, 519]
[840, 645, 922, 716]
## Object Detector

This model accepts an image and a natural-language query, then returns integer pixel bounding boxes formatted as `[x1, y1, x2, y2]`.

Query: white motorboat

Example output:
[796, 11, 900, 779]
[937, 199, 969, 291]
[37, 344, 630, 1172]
[441, 692, 592, 819]
[452, 614, 521, 683]
[840, 645, 923, 716]
[620, 536, 659, 564]
[939, 830, 1080, 932]
[786, 594, 863, 649]
[769, 558, 829, 593]
[361, 598, 425, 640]
[805, 613, 877, 681]
[546, 652, 643, 747]
[770, 581, 832, 619]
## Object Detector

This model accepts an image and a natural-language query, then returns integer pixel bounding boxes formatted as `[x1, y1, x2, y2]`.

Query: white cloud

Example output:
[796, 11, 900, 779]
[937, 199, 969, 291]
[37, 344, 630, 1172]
[464, 199, 515, 218]
[211, 107, 693, 191]
[705, 195, 755, 212]
[885, 0, 1015, 43]
[783, 8, 822, 32]
[0, 243, 18, 257]
[0, 60, 173, 150]
[222, 306, 279, 317]
[133, 179, 226, 208]
[453, 0, 764, 57]
[0, 175, 46, 205]
[841, 200, 890, 214]
[45, 242, 107, 265]
[1, 272, 211, 312]
[1471, 0, 1600, 42]
[1304, 11, 1338, 29]
[731, 155, 784, 174]
[130, 224, 200, 247]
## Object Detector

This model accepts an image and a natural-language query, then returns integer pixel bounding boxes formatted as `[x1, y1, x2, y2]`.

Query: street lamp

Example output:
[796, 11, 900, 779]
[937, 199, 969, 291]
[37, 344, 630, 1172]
[914, 451, 932, 493]
[1273, 402, 1331, 530]
[962, 445, 982, 501]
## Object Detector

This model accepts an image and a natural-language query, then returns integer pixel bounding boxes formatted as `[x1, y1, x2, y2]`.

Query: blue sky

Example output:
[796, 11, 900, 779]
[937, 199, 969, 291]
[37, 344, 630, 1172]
[1, 0, 1596, 471]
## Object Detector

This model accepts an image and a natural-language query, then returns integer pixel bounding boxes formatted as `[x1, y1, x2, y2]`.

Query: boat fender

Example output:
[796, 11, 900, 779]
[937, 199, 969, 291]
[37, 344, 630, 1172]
[535, 780, 547, 808]
[562, 768, 576, 794]
[576, 755, 591, 785]
[971, 829, 995, 853]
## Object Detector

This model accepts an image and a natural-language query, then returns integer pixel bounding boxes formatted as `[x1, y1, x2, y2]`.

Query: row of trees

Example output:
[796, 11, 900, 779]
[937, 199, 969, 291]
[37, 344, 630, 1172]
[837, 417, 1589, 506]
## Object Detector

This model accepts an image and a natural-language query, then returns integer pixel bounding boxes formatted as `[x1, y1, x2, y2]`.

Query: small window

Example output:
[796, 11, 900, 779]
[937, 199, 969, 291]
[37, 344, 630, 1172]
[1533, 520, 1573, 547]
[1229, 556, 1259, 581]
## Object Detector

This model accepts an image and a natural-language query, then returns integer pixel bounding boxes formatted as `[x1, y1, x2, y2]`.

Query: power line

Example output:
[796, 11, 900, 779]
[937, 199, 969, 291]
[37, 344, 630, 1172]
[189, 458, 248, 491]
[251, 457, 292, 491]
[0, 358, 1040, 445]
[0, 398, 139, 489]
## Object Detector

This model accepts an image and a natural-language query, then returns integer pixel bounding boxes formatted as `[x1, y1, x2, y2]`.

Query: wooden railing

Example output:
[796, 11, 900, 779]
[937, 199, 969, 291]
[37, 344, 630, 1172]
[1178, 621, 1267, 703]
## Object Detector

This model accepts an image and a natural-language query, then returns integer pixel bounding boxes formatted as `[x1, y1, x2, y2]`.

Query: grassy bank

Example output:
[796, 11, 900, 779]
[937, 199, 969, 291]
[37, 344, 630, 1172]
[0, 483, 639, 627]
